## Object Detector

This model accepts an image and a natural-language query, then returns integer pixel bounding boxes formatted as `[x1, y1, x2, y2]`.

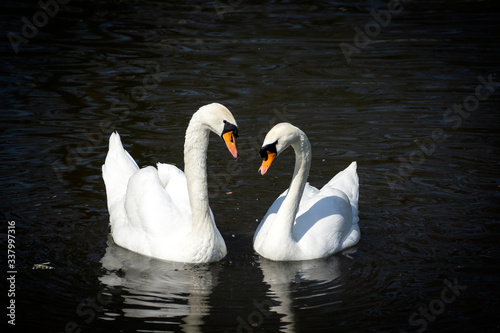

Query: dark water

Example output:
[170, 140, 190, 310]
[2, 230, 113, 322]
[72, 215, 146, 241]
[1, 0, 499, 332]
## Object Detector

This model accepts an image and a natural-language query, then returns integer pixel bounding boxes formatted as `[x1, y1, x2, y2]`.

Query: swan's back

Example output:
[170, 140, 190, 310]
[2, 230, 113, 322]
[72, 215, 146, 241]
[157, 163, 191, 217]
[102, 133, 192, 258]
[321, 161, 359, 223]
[102, 132, 139, 210]
[123, 166, 192, 245]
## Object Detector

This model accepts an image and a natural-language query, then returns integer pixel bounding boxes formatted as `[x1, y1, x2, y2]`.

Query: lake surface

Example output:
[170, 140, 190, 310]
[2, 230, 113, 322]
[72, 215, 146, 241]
[1, 0, 499, 332]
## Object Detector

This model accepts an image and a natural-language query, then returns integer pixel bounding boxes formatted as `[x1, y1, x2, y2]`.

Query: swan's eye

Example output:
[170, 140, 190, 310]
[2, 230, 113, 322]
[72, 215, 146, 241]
[259, 141, 278, 160]
[221, 121, 239, 139]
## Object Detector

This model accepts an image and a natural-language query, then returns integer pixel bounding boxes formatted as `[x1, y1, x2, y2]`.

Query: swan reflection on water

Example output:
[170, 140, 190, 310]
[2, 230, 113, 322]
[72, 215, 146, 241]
[98, 236, 352, 332]
[98, 236, 220, 333]
[258, 251, 349, 333]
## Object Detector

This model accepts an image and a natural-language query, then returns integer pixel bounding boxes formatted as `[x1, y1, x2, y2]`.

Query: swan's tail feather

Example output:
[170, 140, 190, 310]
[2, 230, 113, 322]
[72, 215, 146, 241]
[102, 132, 139, 210]
[324, 161, 359, 223]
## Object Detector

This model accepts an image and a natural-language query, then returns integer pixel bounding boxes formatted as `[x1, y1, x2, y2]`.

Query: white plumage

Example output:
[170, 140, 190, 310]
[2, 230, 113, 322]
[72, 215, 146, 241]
[102, 103, 239, 263]
[254, 123, 360, 261]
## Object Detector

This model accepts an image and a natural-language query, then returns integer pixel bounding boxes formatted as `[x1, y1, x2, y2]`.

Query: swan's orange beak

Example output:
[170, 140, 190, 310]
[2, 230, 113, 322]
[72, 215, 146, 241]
[223, 131, 238, 159]
[259, 152, 276, 175]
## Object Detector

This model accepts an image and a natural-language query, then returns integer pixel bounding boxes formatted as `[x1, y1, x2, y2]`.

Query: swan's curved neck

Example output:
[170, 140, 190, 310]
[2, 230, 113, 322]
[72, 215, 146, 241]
[276, 131, 311, 240]
[184, 116, 213, 230]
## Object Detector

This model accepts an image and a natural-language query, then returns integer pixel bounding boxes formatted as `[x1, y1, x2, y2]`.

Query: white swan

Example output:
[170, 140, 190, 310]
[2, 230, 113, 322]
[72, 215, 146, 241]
[102, 103, 239, 263]
[253, 123, 360, 261]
